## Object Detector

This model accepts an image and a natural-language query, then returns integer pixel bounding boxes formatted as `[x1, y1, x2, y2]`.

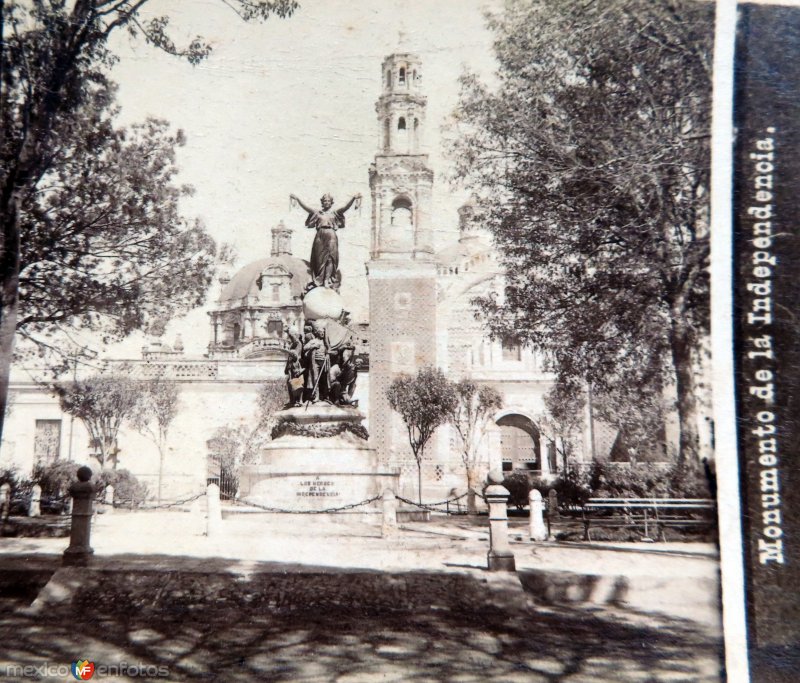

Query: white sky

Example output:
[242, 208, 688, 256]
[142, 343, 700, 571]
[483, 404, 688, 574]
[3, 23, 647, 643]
[102, 0, 499, 356]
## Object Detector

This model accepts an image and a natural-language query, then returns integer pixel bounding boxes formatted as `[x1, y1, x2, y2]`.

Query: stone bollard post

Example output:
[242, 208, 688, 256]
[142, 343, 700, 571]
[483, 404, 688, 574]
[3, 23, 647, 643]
[28, 484, 42, 517]
[104, 485, 115, 515]
[206, 483, 222, 538]
[381, 488, 398, 537]
[547, 489, 559, 540]
[63, 466, 95, 567]
[528, 489, 547, 541]
[485, 470, 516, 571]
[0, 482, 10, 522]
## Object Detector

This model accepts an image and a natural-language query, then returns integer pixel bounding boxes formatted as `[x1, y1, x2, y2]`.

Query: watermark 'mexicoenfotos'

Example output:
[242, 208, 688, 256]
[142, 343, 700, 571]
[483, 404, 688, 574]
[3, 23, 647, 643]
[2, 660, 170, 679]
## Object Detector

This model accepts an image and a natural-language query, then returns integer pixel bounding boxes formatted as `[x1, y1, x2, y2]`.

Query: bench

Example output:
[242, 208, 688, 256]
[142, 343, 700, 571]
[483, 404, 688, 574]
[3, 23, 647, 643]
[576, 498, 716, 541]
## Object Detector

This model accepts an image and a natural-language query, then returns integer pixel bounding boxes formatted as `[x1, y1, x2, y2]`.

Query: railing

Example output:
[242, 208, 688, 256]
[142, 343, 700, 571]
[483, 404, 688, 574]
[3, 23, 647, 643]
[574, 497, 717, 541]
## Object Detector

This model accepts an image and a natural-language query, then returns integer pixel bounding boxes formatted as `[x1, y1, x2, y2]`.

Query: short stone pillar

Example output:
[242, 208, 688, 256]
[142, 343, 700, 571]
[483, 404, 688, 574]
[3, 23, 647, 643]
[0, 482, 10, 521]
[528, 489, 547, 541]
[206, 483, 222, 538]
[104, 485, 115, 514]
[547, 489, 559, 540]
[381, 488, 398, 537]
[28, 484, 42, 517]
[63, 466, 95, 567]
[485, 470, 515, 571]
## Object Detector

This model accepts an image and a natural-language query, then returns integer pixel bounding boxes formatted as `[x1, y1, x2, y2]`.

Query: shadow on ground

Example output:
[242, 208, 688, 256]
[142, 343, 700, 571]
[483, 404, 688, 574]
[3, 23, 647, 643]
[0, 553, 723, 682]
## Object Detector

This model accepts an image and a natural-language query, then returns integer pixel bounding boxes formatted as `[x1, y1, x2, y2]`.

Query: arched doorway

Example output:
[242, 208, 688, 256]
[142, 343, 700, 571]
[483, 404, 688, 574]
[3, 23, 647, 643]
[496, 413, 542, 474]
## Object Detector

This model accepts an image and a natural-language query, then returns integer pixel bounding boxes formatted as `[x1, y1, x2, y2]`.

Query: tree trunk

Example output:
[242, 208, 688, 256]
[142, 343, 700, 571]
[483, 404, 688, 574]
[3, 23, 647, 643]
[465, 468, 478, 515]
[0, 0, 96, 442]
[669, 315, 700, 470]
[157, 443, 165, 504]
[0, 191, 21, 444]
[417, 459, 423, 505]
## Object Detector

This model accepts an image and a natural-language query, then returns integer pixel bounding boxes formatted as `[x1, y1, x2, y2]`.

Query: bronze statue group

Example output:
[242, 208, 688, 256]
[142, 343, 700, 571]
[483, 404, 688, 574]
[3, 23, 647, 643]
[284, 323, 358, 408]
[283, 191, 362, 409]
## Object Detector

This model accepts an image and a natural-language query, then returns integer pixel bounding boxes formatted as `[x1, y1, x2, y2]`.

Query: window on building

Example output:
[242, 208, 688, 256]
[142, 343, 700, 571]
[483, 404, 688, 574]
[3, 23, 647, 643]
[34, 419, 61, 465]
[271, 284, 280, 302]
[398, 117, 406, 130]
[384, 118, 391, 150]
[399, 67, 406, 83]
[501, 338, 522, 361]
[502, 460, 513, 472]
[266, 320, 283, 337]
[386, 69, 392, 88]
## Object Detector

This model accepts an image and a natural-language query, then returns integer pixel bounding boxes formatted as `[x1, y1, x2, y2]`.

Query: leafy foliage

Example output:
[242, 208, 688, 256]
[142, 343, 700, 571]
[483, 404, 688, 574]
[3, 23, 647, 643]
[448, 379, 502, 512]
[95, 467, 148, 507]
[54, 373, 142, 468]
[0, 0, 299, 437]
[386, 367, 457, 503]
[552, 467, 593, 509]
[207, 424, 266, 498]
[448, 0, 713, 467]
[129, 377, 180, 503]
[205, 380, 282, 496]
[581, 461, 712, 499]
[501, 471, 533, 510]
[32, 460, 78, 499]
[255, 380, 286, 436]
[16, 93, 217, 361]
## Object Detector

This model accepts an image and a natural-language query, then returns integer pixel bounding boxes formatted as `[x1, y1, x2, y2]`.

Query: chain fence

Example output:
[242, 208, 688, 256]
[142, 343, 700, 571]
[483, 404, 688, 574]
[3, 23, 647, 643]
[229, 494, 383, 515]
[394, 491, 473, 514]
[94, 487, 486, 516]
[109, 491, 207, 511]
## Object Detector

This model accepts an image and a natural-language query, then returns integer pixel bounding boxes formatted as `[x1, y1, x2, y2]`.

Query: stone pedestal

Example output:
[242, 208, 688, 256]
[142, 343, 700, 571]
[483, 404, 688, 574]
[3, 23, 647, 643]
[206, 483, 222, 537]
[63, 466, 95, 567]
[239, 405, 398, 516]
[485, 470, 516, 572]
[529, 489, 547, 542]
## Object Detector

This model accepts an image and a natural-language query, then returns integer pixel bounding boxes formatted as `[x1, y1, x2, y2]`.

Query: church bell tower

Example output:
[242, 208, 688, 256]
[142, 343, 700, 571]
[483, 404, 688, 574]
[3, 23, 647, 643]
[367, 51, 438, 484]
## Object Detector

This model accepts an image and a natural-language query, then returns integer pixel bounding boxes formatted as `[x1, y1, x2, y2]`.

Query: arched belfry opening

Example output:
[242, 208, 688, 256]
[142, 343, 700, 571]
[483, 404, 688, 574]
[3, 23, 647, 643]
[398, 117, 406, 130]
[399, 66, 406, 83]
[496, 414, 542, 473]
[390, 196, 413, 228]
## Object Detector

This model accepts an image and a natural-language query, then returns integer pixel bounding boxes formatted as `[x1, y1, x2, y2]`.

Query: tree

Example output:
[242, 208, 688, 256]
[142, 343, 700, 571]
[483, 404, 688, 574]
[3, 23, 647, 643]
[449, 0, 712, 468]
[386, 367, 457, 504]
[15, 83, 217, 373]
[206, 379, 282, 498]
[0, 0, 299, 439]
[129, 377, 179, 504]
[255, 379, 286, 436]
[54, 373, 142, 468]
[207, 424, 266, 499]
[448, 379, 502, 514]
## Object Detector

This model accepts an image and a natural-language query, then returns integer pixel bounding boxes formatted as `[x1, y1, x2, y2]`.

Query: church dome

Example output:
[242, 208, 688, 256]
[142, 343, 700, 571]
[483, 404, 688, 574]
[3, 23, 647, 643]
[218, 255, 310, 306]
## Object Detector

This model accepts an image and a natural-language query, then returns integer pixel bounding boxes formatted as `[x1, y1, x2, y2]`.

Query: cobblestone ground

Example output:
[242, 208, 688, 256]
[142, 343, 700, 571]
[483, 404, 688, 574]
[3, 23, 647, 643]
[0, 564, 723, 682]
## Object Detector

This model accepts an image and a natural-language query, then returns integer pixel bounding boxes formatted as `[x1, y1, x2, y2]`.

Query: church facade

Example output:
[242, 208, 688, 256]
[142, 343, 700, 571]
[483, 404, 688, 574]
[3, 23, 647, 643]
[1, 50, 704, 504]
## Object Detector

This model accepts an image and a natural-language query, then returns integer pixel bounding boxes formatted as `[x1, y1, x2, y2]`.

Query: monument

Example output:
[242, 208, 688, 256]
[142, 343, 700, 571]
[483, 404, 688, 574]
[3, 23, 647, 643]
[238, 192, 399, 514]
